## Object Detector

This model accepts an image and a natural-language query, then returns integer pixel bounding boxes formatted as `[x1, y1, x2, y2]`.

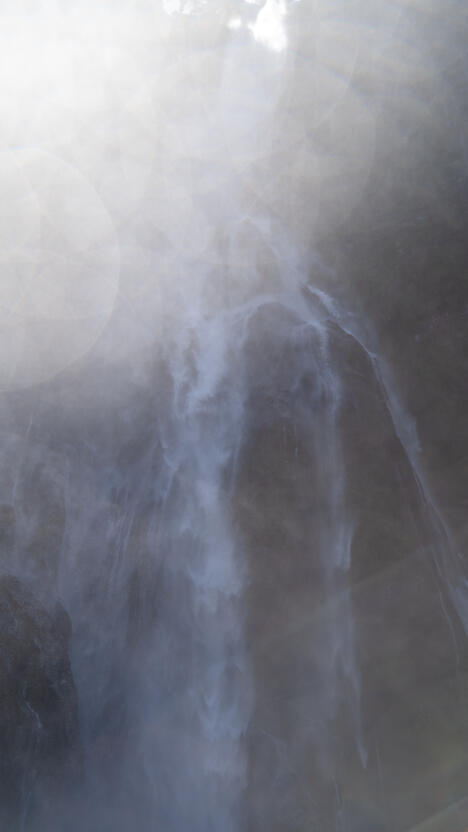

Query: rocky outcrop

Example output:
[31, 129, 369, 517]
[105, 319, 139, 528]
[0, 575, 80, 830]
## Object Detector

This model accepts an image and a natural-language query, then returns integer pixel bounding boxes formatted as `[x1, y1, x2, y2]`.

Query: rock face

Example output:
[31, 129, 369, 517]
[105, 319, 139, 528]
[0, 575, 80, 830]
[0, 2, 466, 829]
[235, 302, 468, 831]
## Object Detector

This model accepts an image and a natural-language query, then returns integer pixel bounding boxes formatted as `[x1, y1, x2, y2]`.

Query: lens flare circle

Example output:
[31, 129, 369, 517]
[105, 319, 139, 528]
[0, 149, 119, 390]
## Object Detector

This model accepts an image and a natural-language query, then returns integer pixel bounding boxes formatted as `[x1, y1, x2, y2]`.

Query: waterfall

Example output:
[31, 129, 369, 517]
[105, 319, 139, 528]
[0, 1, 467, 830]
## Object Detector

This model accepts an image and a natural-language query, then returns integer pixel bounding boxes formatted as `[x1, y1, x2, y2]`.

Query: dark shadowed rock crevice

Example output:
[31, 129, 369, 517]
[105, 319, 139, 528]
[0, 575, 81, 831]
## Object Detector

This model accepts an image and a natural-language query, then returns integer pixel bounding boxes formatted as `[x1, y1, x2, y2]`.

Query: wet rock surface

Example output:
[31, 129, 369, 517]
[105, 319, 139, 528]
[235, 302, 468, 831]
[0, 575, 80, 830]
[0, 1, 468, 830]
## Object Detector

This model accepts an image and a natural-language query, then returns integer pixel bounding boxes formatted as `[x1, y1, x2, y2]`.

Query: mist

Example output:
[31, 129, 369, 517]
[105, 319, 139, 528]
[1, 1, 468, 830]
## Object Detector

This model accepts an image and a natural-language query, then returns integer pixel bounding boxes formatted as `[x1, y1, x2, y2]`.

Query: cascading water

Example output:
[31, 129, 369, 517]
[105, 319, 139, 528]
[1, 1, 468, 831]
[130, 298, 252, 831]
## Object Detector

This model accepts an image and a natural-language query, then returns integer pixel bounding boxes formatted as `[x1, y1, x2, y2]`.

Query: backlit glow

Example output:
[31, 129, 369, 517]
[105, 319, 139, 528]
[248, 0, 288, 52]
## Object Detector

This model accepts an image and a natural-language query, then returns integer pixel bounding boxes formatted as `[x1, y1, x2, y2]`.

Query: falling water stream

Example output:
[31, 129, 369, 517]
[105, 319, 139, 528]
[0, 1, 467, 831]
